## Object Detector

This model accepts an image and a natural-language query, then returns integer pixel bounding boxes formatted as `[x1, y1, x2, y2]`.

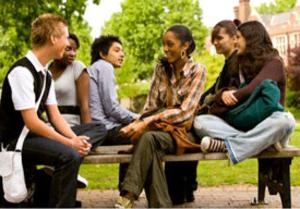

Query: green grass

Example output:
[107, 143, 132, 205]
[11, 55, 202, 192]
[287, 107, 300, 119]
[80, 125, 300, 189]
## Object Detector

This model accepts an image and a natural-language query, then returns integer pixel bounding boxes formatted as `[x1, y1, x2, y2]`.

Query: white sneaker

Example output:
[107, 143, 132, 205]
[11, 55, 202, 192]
[200, 136, 211, 153]
[201, 136, 226, 153]
[77, 174, 88, 188]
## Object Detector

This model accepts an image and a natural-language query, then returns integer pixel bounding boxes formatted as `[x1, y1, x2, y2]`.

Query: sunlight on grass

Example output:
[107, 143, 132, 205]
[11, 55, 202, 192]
[80, 124, 300, 189]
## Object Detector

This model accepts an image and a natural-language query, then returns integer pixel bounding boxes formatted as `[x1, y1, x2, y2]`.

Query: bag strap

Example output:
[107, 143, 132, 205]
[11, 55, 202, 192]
[239, 68, 245, 84]
[15, 72, 47, 151]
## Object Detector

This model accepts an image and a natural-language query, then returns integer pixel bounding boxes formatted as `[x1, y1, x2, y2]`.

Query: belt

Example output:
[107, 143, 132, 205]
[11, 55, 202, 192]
[58, 105, 80, 115]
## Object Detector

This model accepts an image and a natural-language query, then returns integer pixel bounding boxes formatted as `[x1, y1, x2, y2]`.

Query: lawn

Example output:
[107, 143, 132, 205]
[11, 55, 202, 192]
[79, 124, 300, 189]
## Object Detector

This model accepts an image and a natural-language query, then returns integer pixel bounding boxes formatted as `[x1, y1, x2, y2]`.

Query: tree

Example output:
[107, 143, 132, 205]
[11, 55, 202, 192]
[256, 0, 296, 14]
[102, 0, 208, 98]
[286, 46, 300, 109]
[194, 51, 224, 91]
[0, 0, 100, 83]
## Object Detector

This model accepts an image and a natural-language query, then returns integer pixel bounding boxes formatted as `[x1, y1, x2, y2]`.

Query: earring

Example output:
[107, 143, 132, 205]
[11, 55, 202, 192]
[181, 50, 186, 59]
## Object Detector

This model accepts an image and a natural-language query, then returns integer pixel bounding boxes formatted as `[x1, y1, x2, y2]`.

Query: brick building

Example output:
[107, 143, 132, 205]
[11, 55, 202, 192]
[234, 0, 300, 63]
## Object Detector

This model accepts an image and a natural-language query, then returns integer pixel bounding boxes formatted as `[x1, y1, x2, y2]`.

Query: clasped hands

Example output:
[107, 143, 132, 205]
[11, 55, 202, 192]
[70, 136, 91, 156]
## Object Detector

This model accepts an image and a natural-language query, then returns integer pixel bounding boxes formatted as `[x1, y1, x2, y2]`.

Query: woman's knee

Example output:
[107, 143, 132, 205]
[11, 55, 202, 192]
[271, 112, 296, 135]
[193, 115, 216, 135]
[138, 131, 159, 148]
[138, 131, 174, 152]
[282, 112, 296, 135]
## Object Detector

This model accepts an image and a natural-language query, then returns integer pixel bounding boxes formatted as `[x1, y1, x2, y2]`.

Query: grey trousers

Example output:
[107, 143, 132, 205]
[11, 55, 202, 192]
[121, 131, 177, 208]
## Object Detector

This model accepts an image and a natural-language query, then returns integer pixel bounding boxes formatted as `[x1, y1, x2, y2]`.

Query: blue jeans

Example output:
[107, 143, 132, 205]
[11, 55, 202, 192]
[71, 122, 107, 149]
[0, 122, 107, 207]
[193, 111, 295, 164]
[22, 136, 81, 207]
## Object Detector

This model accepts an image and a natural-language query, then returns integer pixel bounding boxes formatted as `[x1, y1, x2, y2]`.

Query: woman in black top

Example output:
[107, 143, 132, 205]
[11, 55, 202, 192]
[194, 20, 295, 164]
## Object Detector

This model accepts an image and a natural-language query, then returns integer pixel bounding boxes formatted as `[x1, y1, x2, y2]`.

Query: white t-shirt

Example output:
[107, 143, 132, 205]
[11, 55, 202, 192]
[53, 60, 86, 126]
[8, 51, 57, 111]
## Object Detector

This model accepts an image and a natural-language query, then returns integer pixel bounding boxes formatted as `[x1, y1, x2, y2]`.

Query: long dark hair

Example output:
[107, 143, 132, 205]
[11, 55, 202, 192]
[159, 25, 196, 77]
[90, 35, 122, 65]
[237, 21, 279, 82]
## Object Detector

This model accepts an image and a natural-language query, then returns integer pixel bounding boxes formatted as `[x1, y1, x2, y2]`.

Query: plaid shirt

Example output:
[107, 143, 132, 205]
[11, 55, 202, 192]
[143, 59, 206, 126]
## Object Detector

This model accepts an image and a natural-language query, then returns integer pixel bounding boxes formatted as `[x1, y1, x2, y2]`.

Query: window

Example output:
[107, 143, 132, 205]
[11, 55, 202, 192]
[290, 33, 300, 48]
[273, 35, 287, 56]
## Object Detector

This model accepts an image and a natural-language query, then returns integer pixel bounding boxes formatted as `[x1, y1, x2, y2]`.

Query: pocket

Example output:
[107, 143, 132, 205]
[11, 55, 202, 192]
[177, 88, 189, 101]
[2, 152, 28, 203]
[0, 151, 14, 177]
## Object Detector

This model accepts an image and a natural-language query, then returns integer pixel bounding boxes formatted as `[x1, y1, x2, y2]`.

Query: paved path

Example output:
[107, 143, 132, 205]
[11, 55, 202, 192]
[77, 184, 300, 208]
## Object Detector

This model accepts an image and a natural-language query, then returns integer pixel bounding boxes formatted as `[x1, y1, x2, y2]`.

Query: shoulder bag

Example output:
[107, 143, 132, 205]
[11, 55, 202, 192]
[0, 72, 46, 203]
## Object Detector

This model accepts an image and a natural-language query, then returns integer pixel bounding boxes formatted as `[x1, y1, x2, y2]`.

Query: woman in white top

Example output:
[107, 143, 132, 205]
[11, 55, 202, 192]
[49, 33, 91, 126]
[49, 33, 107, 191]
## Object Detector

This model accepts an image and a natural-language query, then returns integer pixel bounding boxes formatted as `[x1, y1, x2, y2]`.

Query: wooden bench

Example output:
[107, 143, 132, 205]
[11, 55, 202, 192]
[83, 145, 300, 208]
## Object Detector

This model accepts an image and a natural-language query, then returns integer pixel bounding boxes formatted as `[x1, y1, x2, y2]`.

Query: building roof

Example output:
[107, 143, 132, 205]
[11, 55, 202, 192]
[259, 14, 273, 26]
[270, 12, 291, 26]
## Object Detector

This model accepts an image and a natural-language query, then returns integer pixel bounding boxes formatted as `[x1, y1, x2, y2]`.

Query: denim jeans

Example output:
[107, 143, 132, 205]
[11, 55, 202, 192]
[193, 111, 296, 164]
[71, 122, 107, 149]
[22, 135, 81, 207]
[0, 122, 107, 207]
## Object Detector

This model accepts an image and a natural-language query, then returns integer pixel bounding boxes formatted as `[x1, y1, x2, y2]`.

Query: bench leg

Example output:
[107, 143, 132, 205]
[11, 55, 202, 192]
[251, 159, 268, 206]
[256, 158, 292, 208]
[279, 159, 291, 208]
[258, 159, 267, 204]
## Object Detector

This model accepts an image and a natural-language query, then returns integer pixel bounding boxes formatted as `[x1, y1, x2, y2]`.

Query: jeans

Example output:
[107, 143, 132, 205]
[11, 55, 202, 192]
[103, 125, 131, 145]
[193, 111, 296, 164]
[71, 122, 107, 149]
[0, 122, 107, 207]
[22, 135, 81, 207]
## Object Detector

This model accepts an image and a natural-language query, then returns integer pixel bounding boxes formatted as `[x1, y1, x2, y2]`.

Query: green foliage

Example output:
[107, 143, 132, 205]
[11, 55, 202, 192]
[194, 51, 224, 90]
[285, 46, 300, 110]
[0, 0, 99, 83]
[117, 82, 150, 99]
[286, 106, 300, 119]
[286, 90, 300, 108]
[256, 0, 296, 14]
[102, 0, 208, 98]
[0, 26, 28, 82]
[69, 17, 93, 65]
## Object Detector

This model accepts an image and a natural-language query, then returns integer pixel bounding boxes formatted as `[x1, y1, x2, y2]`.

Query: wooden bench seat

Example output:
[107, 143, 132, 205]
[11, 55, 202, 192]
[83, 145, 300, 208]
[84, 145, 300, 164]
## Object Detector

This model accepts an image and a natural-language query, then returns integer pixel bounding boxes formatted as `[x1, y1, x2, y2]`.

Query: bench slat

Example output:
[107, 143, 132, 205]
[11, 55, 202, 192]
[83, 145, 300, 164]
[92, 145, 132, 155]
[84, 154, 132, 164]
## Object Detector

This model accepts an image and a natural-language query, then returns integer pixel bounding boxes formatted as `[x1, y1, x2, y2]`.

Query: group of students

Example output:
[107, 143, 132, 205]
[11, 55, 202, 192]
[0, 13, 296, 208]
